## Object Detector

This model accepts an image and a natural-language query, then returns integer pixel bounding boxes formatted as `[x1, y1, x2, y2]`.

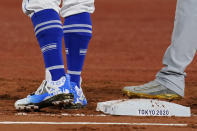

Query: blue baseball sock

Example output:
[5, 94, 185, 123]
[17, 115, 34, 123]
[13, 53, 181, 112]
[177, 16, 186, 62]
[63, 12, 92, 87]
[31, 9, 65, 81]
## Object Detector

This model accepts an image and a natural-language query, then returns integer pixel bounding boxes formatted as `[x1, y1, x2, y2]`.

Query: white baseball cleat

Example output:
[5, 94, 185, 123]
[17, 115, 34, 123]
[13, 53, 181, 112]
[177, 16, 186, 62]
[15, 74, 74, 111]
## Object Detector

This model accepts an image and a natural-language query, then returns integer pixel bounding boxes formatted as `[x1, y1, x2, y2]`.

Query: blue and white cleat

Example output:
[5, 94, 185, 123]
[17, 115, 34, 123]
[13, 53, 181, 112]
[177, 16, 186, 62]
[15, 74, 74, 111]
[64, 82, 87, 109]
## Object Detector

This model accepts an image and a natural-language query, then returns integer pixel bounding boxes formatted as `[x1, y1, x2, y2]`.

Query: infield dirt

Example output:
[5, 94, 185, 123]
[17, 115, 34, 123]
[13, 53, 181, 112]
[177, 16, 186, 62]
[0, 0, 197, 130]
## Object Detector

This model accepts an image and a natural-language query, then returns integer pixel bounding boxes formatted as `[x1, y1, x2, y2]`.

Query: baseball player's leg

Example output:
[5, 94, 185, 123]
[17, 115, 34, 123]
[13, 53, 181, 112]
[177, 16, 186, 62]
[15, 0, 73, 111]
[156, 0, 197, 97]
[61, 0, 95, 108]
[22, 0, 67, 81]
[123, 0, 197, 100]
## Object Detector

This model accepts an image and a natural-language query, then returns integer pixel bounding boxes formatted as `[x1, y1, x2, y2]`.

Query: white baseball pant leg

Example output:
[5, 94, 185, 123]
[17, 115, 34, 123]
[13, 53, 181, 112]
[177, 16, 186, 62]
[156, 0, 197, 97]
[22, 0, 95, 17]
[61, 0, 95, 17]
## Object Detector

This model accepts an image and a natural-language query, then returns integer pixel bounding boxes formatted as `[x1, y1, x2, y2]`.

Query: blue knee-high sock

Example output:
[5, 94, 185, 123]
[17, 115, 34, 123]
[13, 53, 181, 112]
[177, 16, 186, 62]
[31, 9, 65, 81]
[63, 12, 92, 87]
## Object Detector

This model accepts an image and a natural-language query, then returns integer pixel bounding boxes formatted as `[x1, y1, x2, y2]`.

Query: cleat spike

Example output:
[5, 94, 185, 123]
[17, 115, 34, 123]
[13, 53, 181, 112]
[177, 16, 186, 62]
[26, 106, 31, 110]
[34, 106, 39, 109]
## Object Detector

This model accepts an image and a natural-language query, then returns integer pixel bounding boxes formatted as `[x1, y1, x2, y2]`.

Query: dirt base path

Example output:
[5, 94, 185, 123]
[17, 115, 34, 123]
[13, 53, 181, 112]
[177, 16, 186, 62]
[0, 0, 196, 130]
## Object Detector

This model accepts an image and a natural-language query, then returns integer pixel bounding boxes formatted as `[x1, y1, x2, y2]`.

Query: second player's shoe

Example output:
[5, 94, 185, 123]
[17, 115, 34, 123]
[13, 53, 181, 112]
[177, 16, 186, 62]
[15, 74, 74, 111]
[122, 80, 182, 100]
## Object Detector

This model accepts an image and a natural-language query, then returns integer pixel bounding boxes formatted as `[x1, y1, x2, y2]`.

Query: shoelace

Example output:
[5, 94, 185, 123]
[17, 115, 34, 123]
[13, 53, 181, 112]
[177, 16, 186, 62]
[34, 80, 47, 95]
[33, 80, 61, 95]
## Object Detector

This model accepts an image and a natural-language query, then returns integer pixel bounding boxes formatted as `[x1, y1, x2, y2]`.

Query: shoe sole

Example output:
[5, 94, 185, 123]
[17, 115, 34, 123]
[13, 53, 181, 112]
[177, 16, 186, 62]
[63, 103, 86, 109]
[15, 93, 74, 111]
[122, 89, 182, 101]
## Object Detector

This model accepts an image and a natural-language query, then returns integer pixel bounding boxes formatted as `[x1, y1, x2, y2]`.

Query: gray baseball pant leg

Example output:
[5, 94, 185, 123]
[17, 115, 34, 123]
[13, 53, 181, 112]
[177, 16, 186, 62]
[156, 0, 197, 97]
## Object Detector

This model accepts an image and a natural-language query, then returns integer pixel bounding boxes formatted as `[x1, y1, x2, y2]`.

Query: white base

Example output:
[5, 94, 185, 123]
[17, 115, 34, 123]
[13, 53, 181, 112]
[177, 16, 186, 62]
[96, 99, 191, 117]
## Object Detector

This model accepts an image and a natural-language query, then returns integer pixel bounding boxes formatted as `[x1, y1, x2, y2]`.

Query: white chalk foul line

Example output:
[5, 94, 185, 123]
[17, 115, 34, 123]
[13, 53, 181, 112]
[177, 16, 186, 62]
[15, 113, 107, 117]
[0, 121, 188, 127]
